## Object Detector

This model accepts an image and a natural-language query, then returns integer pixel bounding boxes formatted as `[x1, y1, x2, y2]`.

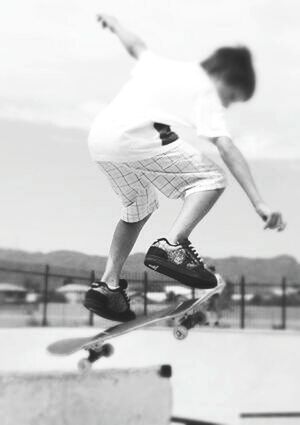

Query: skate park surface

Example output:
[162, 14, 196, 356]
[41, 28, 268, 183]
[1, 327, 299, 425]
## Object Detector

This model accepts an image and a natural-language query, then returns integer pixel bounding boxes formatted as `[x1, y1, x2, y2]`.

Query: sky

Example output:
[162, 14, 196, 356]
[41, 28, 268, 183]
[1, 0, 299, 259]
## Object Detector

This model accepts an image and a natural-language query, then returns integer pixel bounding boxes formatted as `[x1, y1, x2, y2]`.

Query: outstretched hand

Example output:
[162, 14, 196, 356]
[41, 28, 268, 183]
[255, 203, 286, 231]
[95, 13, 146, 60]
[96, 14, 119, 32]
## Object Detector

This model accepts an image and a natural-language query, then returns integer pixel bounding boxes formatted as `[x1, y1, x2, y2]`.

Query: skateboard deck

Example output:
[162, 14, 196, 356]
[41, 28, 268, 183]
[47, 283, 223, 371]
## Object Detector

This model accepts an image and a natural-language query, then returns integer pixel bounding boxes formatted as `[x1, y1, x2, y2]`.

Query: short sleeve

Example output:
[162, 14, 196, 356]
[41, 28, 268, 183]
[193, 92, 231, 139]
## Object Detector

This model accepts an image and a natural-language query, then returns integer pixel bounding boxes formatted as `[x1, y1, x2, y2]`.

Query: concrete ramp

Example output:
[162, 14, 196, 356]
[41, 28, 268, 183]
[0, 366, 172, 425]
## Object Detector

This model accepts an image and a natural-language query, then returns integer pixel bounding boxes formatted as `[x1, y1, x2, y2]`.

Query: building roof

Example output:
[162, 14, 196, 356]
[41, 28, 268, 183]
[56, 283, 89, 293]
[0, 283, 27, 292]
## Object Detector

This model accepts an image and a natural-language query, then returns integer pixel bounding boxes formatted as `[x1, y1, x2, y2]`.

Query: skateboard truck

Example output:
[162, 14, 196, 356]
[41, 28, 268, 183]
[78, 343, 114, 373]
[173, 309, 207, 340]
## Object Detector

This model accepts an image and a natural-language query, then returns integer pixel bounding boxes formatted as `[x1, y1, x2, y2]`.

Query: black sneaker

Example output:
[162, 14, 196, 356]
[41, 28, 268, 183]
[144, 238, 217, 289]
[83, 279, 136, 322]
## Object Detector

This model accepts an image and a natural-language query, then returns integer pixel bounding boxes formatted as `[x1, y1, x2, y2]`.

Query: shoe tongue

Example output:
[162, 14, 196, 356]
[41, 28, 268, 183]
[181, 238, 191, 246]
[119, 279, 128, 289]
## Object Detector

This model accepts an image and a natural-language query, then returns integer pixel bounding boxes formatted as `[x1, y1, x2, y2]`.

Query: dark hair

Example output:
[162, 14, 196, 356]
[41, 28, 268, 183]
[201, 46, 256, 100]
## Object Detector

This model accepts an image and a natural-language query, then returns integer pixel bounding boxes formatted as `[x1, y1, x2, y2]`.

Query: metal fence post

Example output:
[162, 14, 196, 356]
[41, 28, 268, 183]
[191, 287, 195, 300]
[89, 270, 95, 326]
[240, 275, 246, 329]
[281, 276, 287, 330]
[42, 264, 49, 326]
[143, 271, 148, 316]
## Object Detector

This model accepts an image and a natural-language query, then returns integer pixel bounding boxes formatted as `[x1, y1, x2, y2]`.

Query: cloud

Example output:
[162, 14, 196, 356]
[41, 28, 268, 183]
[234, 134, 299, 160]
[1, 0, 299, 158]
[1, 98, 299, 158]
[0, 100, 105, 130]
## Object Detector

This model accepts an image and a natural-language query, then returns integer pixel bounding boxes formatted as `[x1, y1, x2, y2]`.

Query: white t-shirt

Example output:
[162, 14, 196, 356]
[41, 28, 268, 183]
[88, 50, 230, 162]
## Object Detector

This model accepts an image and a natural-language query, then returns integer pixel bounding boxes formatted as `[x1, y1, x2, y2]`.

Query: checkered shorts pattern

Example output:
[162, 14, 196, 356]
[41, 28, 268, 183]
[97, 142, 226, 222]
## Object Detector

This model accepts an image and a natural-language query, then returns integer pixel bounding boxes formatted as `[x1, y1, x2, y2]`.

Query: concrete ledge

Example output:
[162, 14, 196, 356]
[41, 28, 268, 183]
[0, 366, 172, 425]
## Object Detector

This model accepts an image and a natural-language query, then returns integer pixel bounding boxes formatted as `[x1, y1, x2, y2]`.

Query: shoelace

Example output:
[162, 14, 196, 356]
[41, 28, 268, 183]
[120, 287, 130, 305]
[181, 240, 204, 265]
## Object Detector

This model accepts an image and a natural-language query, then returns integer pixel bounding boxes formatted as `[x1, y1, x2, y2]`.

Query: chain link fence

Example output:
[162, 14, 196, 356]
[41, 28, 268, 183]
[0, 260, 299, 330]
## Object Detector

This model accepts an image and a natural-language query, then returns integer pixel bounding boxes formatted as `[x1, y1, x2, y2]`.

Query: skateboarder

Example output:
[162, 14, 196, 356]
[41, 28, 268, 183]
[84, 14, 286, 322]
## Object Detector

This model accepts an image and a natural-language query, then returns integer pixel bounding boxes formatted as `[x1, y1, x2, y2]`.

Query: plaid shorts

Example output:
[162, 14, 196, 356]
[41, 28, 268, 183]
[97, 142, 226, 222]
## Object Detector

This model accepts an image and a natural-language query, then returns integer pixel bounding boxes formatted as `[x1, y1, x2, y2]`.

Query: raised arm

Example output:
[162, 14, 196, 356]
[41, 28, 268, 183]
[212, 136, 286, 231]
[96, 14, 147, 59]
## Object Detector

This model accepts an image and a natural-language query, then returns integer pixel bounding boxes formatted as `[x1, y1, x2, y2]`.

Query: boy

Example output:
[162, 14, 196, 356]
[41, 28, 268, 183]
[84, 14, 286, 322]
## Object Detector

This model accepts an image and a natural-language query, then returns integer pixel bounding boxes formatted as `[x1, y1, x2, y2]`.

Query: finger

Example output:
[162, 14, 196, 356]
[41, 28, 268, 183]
[264, 216, 272, 229]
[277, 221, 287, 232]
[270, 214, 280, 229]
[270, 213, 285, 231]
[276, 217, 282, 229]
[264, 217, 277, 229]
[268, 213, 281, 229]
[274, 213, 284, 229]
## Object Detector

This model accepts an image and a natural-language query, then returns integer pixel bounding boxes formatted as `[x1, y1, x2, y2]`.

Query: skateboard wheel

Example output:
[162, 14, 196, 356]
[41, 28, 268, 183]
[78, 358, 92, 373]
[173, 325, 188, 340]
[159, 364, 172, 378]
[102, 343, 114, 357]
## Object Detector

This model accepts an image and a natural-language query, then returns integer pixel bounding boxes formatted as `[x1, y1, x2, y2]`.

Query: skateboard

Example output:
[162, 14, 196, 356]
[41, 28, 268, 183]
[47, 282, 223, 372]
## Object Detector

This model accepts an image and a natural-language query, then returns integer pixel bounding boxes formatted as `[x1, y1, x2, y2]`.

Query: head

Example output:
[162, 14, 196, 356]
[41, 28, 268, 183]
[201, 46, 256, 108]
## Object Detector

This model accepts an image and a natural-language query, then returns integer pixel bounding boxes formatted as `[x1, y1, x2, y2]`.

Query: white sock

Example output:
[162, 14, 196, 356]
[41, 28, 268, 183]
[107, 283, 120, 290]
[164, 237, 180, 246]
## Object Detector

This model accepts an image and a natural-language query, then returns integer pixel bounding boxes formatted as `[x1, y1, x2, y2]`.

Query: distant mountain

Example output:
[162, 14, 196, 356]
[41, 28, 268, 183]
[0, 248, 299, 287]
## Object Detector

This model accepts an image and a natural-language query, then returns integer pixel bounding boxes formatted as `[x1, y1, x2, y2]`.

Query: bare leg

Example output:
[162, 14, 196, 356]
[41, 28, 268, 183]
[167, 188, 224, 244]
[101, 214, 151, 287]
